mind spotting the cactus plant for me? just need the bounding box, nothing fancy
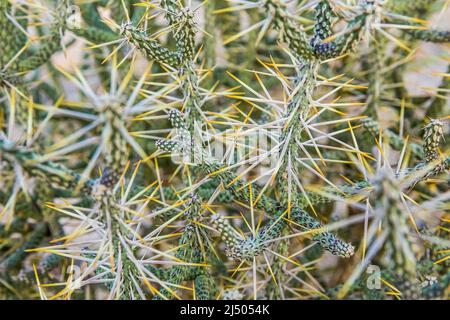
[0,0,449,300]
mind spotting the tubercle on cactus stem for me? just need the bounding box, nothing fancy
[423,120,444,163]
[404,28,450,43]
[0,139,86,276]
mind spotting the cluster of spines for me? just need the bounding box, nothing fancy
[121,1,197,69]
[361,117,423,157]
[121,24,181,68]
[265,0,313,61]
[212,206,354,261]
[0,1,70,126]
[311,1,371,60]
[152,195,214,300]
[311,0,335,45]
[263,0,375,62]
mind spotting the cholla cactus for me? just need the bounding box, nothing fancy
[0,0,449,301]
